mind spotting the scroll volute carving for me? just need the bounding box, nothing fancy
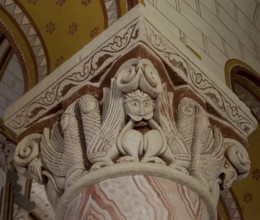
[14,57,250,208]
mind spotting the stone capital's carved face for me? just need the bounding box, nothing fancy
[124,90,155,122]
[178,98,196,117]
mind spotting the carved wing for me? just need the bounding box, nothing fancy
[87,79,124,163]
[41,101,86,177]
[158,85,188,155]
[199,127,224,181]
[40,123,66,177]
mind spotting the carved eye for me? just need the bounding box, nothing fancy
[131,101,139,107]
[144,101,150,107]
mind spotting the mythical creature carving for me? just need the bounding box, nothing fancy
[14,58,251,208]
[116,59,167,164]
[78,80,124,170]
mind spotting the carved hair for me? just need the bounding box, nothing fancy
[124,89,150,100]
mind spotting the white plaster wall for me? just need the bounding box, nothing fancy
[144,0,260,82]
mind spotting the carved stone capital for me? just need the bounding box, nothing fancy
[6,4,256,220]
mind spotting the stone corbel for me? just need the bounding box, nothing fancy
[5,4,257,220]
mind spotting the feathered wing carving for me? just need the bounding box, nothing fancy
[158,85,188,170]
[41,124,65,177]
[79,79,124,170]
[187,104,225,203]
[195,128,224,193]
[189,104,213,180]
[41,100,86,188]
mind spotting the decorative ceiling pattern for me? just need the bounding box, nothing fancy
[16,0,106,72]
[0,0,48,80]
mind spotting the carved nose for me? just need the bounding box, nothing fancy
[139,105,145,115]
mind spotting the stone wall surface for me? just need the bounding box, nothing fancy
[145,0,260,81]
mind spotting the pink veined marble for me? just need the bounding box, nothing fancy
[65,175,209,220]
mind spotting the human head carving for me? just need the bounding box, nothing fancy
[178,97,197,117]
[123,90,155,122]
[178,97,202,117]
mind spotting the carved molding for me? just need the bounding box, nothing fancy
[4,4,256,138]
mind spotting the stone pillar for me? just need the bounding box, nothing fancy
[4,4,257,220]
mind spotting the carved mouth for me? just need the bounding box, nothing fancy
[128,113,153,122]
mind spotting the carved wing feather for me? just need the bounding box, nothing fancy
[40,126,66,176]
[41,101,86,177]
[61,102,86,172]
[199,127,224,181]
[87,79,124,160]
[159,85,188,154]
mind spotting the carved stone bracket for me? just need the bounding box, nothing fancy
[6,4,256,220]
